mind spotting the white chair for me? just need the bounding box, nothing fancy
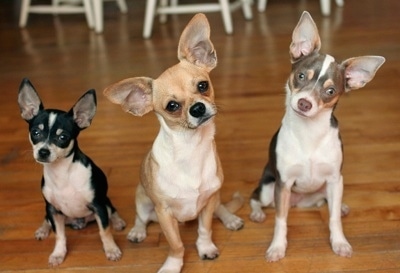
[258,0,344,16]
[92,0,128,33]
[19,0,95,29]
[143,0,253,39]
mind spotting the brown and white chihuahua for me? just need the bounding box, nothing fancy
[103,13,244,273]
[249,11,385,262]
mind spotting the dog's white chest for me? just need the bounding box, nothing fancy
[42,161,94,218]
[153,132,221,222]
[277,120,342,193]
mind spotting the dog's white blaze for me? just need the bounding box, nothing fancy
[317,55,335,81]
[48,112,57,129]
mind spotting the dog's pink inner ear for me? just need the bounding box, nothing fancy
[73,93,96,129]
[290,12,321,62]
[122,84,153,116]
[343,56,386,91]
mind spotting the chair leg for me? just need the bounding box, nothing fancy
[83,0,95,29]
[159,0,168,24]
[219,0,233,34]
[258,0,267,12]
[116,0,128,13]
[19,0,31,28]
[320,0,331,16]
[92,0,103,33]
[143,0,158,38]
[241,0,253,20]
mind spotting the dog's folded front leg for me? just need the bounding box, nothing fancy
[327,175,352,258]
[266,180,291,262]
[197,194,219,260]
[156,208,184,273]
[48,213,67,266]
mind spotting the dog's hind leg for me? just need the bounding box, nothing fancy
[214,192,244,230]
[35,219,52,240]
[250,182,275,223]
[127,183,157,243]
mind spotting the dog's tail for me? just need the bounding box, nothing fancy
[214,192,244,231]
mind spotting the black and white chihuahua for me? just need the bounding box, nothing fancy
[249,12,385,262]
[18,78,126,266]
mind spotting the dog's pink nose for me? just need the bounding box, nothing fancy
[298,98,312,112]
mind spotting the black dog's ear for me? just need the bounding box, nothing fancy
[18,78,44,121]
[70,89,97,129]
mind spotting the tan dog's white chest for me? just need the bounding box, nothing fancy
[42,159,94,218]
[151,122,221,222]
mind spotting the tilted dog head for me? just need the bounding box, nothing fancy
[103,13,217,131]
[287,11,385,118]
[18,78,97,163]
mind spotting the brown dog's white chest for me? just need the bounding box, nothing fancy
[148,124,222,222]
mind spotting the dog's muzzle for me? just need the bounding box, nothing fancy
[36,148,51,162]
[190,102,206,118]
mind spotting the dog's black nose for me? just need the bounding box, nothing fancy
[190,102,206,118]
[298,98,312,112]
[38,148,50,159]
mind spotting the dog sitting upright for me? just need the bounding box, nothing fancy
[103,14,243,273]
[249,11,385,262]
[18,78,126,266]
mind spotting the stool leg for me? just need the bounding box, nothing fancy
[92,0,103,33]
[219,0,233,34]
[258,0,267,12]
[19,0,31,28]
[143,0,158,38]
[159,0,168,24]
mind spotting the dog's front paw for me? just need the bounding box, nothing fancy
[266,244,286,262]
[196,239,219,260]
[105,246,122,261]
[158,256,183,273]
[332,240,352,258]
[127,226,147,243]
[48,252,66,267]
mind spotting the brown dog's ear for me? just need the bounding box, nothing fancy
[177,13,217,72]
[103,77,153,116]
[290,11,321,62]
[342,56,385,92]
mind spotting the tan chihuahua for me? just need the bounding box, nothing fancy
[103,14,243,273]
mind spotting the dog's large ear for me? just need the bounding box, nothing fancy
[103,77,153,117]
[342,56,385,92]
[70,90,97,129]
[177,13,217,72]
[290,11,321,62]
[18,78,44,121]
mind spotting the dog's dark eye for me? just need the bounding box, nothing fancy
[325,88,336,96]
[31,129,42,139]
[166,101,181,112]
[298,73,306,81]
[58,134,69,142]
[197,81,209,93]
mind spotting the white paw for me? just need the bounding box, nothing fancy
[35,226,50,240]
[48,252,66,267]
[266,244,286,262]
[158,256,183,273]
[127,226,147,243]
[332,241,352,257]
[223,215,244,231]
[105,246,122,261]
[249,211,266,223]
[197,242,219,260]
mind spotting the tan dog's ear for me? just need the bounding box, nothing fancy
[342,56,385,92]
[290,11,321,62]
[177,13,217,72]
[103,77,153,116]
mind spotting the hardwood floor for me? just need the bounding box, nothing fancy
[0,0,399,272]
